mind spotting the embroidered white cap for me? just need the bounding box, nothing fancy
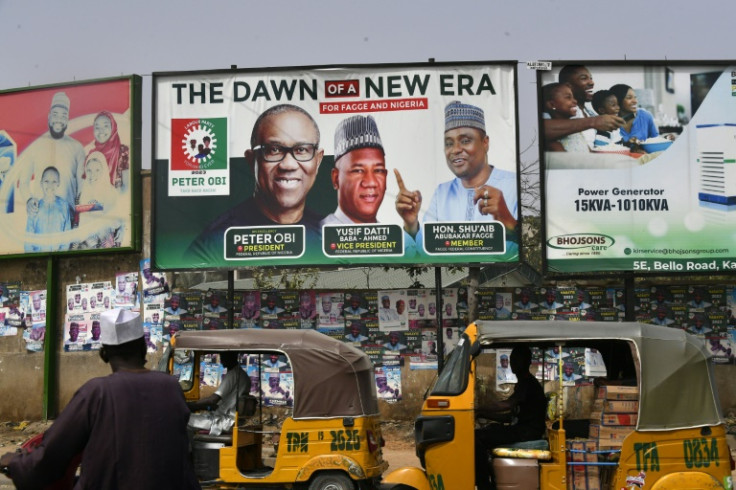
[100,308,144,345]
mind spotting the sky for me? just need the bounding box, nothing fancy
[2,0,735,169]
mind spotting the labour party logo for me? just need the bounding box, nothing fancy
[171,118,227,171]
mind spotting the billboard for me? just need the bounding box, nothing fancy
[0,76,141,256]
[153,62,520,269]
[539,62,736,273]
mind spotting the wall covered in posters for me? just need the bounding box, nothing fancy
[153,62,520,269]
[539,62,736,273]
[0,76,141,256]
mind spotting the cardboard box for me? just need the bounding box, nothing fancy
[596,385,639,400]
[589,411,637,426]
[589,425,634,441]
[592,399,638,413]
[566,439,600,490]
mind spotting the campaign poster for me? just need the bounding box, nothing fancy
[0,281,21,307]
[114,271,139,309]
[540,62,736,273]
[140,258,169,303]
[375,365,402,402]
[377,289,408,331]
[0,77,140,256]
[239,290,261,328]
[316,291,344,333]
[153,63,520,269]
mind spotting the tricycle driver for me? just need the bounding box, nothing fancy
[474,346,547,490]
[187,351,251,435]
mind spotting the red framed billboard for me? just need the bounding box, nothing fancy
[538,61,736,274]
[0,76,141,257]
[152,62,521,270]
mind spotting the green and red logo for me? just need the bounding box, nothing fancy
[171,118,227,171]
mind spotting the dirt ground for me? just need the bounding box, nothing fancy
[0,419,420,487]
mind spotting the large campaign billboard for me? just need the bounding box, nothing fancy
[152,62,520,269]
[539,62,736,274]
[0,76,141,256]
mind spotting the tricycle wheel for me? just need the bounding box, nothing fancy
[308,472,355,490]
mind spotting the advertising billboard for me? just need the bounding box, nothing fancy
[153,62,520,269]
[539,62,736,273]
[0,76,141,256]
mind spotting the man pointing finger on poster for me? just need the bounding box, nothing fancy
[394,101,518,250]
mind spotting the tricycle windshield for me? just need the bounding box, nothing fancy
[431,336,471,396]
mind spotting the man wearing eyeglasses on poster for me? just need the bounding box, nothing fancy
[186,104,325,261]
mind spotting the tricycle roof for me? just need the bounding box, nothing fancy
[474,321,724,431]
[171,329,379,419]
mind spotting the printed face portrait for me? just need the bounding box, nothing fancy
[142,268,153,280]
[85,156,105,183]
[81,298,88,310]
[266,295,277,309]
[332,147,387,223]
[40,168,60,197]
[496,296,505,309]
[69,322,79,342]
[169,296,180,310]
[249,110,323,220]
[117,277,126,292]
[418,304,425,316]
[599,94,619,115]
[93,114,113,144]
[152,312,160,323]
[68,298,74,310]
[350,324,362,337]
[103,297,110,308]
[75,293,81,303]
[428,302,436,315]
[91,321,101,340]
[445,303,453,315]
[546,85,577,118]
[620,88,638,113]
[30,327,45,341]
[389,332,400,345]
[210,295,220,308]
[168,322,180,336]
[321,297,332,313]
[32,294,42,310]
[396,300,405,314]
[564,66,594,102]
[90,297,97,309]
[350,295,361,309]
[500,355,509,367]
[444,127,489,183]
[269,375,280,388]
[382,296,390,308]
[564,363,574,376]
[48,106,69,136]
[409,299,416,309]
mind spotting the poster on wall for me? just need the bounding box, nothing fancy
[153,62,520,269]
[539,62,736,273]
[0,76,140,256]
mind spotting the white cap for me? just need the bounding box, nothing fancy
[100,309,143,345]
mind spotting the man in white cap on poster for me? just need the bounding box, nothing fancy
[394,100,518,252]
[0,309,200,489]
[321,114,387,225]
[16,91,86,225]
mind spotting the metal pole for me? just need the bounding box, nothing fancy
[434,267,444,372]
[43,256,59,420]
